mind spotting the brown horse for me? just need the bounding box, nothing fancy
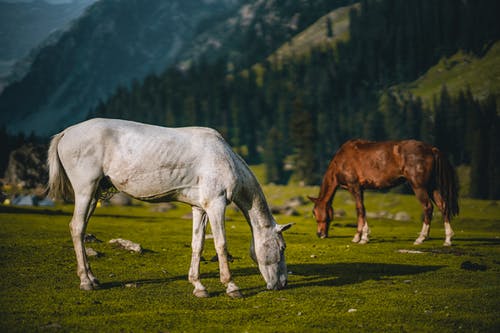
[308,139,459,246]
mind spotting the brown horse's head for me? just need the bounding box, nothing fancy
[308,196,333,238]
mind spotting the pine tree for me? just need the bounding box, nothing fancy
[289,98,317,185]
[434,85,452,156]
[484,95,500,199]
[264,127,285,184]
[326,16,334,38]
[379,91,402,139]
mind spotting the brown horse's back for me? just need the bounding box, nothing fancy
[394,140,436,189]
[331,139,440,190]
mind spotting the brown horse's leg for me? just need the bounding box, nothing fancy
[432,190,454,246]
[413,188,433,245]
[351,186,370,244]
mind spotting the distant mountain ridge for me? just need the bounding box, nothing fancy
[0,0,245,135]
[0,0,95,88]
[0,0,351,136]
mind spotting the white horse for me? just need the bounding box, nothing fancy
[47,118,292,298]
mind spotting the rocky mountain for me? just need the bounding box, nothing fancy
[0,0,245,135]
[0,0,96,88]
[0,0,351,136]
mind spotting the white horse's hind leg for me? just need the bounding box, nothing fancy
[189,207,209,298]
[205,197,242,298]
[70,184,99,290]
[84,196,100,285]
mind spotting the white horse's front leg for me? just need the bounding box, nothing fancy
[205,198,242,298]
[189,207,209,298]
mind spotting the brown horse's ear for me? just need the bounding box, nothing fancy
[307,196,318,204]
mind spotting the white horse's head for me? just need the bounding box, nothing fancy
[250,223,293,290]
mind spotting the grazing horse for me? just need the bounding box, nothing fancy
[47,118,292,297]
[308,139,459,246]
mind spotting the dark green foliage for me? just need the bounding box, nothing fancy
[289,100,318,185]
[469,95,499,199]
[263,127,286,184]
[326,16,334,38]
[86,0,499,197]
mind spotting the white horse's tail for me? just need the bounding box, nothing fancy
[47,132,74,201]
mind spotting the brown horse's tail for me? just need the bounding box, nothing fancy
[47,132,74,201]
[432,148,459,218]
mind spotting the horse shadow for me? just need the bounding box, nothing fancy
[98,276,186,290]
[284,262,444,290]
[97,262,444,297]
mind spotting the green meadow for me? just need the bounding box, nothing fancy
[0,183,499,332]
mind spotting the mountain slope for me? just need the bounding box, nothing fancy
[394,41,500,107]
[0,0,95,86]
[268,3,358,64]
[0,0,352,136]
[176,0,352,69]
[0,0,244,135]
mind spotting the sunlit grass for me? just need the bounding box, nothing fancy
[0,185,499,332]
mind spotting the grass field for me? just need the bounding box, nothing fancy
[0,184,499,332]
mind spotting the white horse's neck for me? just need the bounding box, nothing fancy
[233,174,275,231]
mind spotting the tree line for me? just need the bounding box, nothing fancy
[92,0,499,199]
[3,0,497,198]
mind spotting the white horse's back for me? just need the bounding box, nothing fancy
[52,118,241,205]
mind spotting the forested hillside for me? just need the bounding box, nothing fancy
[0,0,353,136]
[92,0,500,199]
[0,0,95,86]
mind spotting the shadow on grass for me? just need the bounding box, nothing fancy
[0,205,70,215]
[95,262,444,297]
[451,237,500,246]
[285,262,444,290]
[0,205,171,221]
[98,276,186,290]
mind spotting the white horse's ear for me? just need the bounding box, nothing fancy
[275,223,293,233]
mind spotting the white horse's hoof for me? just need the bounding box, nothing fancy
[91,278,100,288]
[80,283,95,291]
[193,289,209,298]
[443,241,452,247]
[227,289,243,298]
[358,239,369,245]
[352,235,361,243]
